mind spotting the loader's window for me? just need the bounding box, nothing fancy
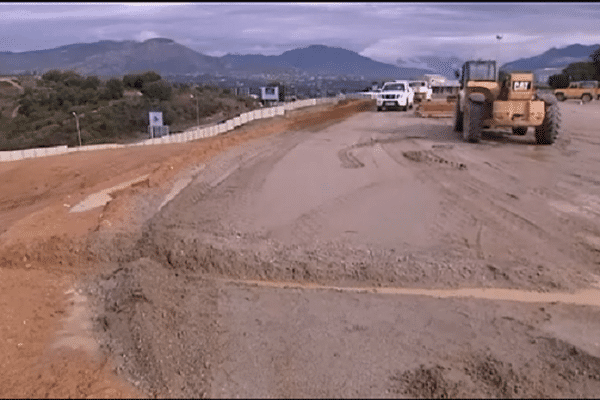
[513,81,531,90]
[468,62,496,81]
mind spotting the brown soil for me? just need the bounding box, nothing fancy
[4,98,600,398]
[0,99,371,398]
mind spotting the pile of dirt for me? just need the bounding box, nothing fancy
[85,258,218,398]
[390,365,458,398]
[389,341,600,399]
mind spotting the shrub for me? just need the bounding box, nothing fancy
[141,80,172,101]
[105,78,124,99]
[548,74,570,89]
[123,71,162,89]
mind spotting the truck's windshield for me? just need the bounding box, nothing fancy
[468,62,496,81]
[383,83,405,91]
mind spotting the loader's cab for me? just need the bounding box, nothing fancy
[460,60,498,86]
[457,61,501,121]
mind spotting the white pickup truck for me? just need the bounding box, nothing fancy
[376,80,415,111]
[409,80,432,102]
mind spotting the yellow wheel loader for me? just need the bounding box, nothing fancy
[454,60,560,144]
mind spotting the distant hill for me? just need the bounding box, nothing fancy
[223,44,433,79]
[0,39,433,80]
[501,43,600,72]
[0,38,226,77]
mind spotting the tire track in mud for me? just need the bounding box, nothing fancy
[402,149,467,170]
[337,148,364,168]
[337,134,469,171]
[337,136,423,169]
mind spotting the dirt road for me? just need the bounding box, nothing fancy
[3,99,600,397]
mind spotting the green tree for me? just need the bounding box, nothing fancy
[122,74,137,89]
[123,71,162,89]
[591,47,600,80]
[141,80,172,101]
[82,76,100,90]
[562,62,595,81]
[104,78,124,100]
[41,69,64,83]
[141,71,161,84]
[548,73,570,89]
[63,71,85,87]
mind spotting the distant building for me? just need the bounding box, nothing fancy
[431,80,460,97]
[234,87,250,97]
[419,74,448,87]
[260,86,279,102]
[416,75,460,97]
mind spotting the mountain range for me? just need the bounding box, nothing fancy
[223,45,433,79]
[0,39,433,80]
[0,38,225,77]
[1,38,598,81]
[501,43,599,72]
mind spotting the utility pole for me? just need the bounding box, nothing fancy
[72,111,82,147]
[190,94,199,127]
[496,35,503,77]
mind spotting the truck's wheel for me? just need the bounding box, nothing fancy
[512,127,527,136]
[453,99,463,132]
[582,94,592,103]
[463,100,483,143]
[535,98,560,145]
[555,93,565,102]
[401,105,408,112]
[377,106,382,111]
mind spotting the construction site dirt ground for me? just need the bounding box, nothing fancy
[2,99,600,398]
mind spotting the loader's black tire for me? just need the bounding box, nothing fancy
[454,99,463,132]
[535,97,560,145]
[463,100,483,143]
[555,92,565,102]
[512,127,528,136]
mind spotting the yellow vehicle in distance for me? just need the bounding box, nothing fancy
[554,80,600,102]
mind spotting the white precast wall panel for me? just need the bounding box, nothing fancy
[0,97,340,162]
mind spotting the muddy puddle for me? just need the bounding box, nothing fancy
[52,287,99,357]
[229,279,600,307]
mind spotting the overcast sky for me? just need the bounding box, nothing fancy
[2,2,600,66]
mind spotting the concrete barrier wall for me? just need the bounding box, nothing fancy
[0,97,343,163]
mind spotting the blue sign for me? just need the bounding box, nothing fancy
[149,112,163,126]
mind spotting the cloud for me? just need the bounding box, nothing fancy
[2,3,600,65]
[135,30,161,42]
